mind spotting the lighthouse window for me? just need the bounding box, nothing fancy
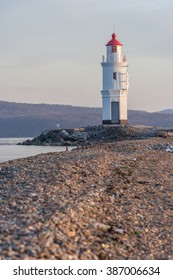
[112,45,117,53]
[113,72,117,80]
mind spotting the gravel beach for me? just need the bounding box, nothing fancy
[0,137,173,259]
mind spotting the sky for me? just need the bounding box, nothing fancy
[0,0,173,112]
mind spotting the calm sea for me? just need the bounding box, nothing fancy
[0,138,71,163]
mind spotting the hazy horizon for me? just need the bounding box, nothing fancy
[0,0,173,112]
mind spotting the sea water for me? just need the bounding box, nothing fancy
[0,138,71,163]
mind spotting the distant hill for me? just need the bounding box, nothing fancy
[0,101,101,137]
[157,109,173,114]
[128,110,173,128]
[0,101,173,137]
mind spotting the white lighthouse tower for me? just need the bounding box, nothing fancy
[101,33,129,124]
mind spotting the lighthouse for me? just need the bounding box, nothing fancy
[101,33,129,124]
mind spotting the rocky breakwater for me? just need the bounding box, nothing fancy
[20,125,162,146]
[0,137,173,260]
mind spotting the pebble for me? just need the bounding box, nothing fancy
[94,223,111,231]
[114,228,124,234]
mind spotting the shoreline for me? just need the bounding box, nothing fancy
[0,145,73,164]
[0,137,173,259]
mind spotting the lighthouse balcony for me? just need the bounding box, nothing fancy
[102,54,121,63]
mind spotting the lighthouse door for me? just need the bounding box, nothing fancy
[111,102,119,123]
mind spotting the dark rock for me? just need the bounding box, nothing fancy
[19,125,173,147]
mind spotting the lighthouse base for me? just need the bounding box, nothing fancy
[102,120,112,125]
[120,120,128,125]
[102,120,128,125]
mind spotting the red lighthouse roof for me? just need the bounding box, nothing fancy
[106,33,122,46]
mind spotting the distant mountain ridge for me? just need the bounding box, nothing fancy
[158,109,173,114]
[0,100,173,137]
